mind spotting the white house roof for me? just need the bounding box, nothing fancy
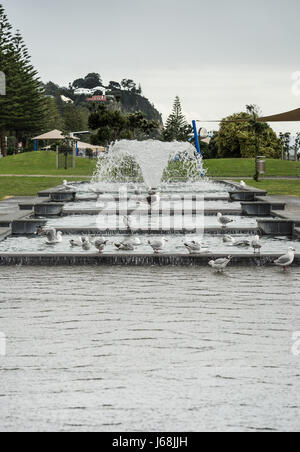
[32,130,79,141]
[77,141,105,152]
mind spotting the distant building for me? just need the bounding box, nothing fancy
[74,88,93,96]
[86,95,107,103]
[61,95,73,104]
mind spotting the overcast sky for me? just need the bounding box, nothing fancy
[3,0,300,133]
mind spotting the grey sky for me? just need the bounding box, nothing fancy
[2,0,300,132]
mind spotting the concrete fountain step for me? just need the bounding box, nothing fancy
[30,227,259,236]
[60,208,242,217]
[0,252,299,267]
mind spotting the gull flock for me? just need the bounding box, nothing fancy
[36,221,297,272]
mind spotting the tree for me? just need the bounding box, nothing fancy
[0,5,45,155]
[64,104,84,132]
[293,132,300,161]
[121,78,136,92]
[108,81,121,91]
[163,96,192,142]
[89,104,159,146]
[43,97,65,131]
[127,111,159,140]
[84,73,102,89]
[72,78,86,89]
[218,108,281,160]
[279,132,291,160]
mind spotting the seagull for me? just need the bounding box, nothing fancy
[62,180,76,191]
[115,242,135,251]
[252,235,262,254]
[69,238,83,247]
[209,256,232,272]
[184,240,203,254]
[274,247,296,272]
[94,238,108,254]
[148,238,167,253]
[223,234,234,243]
[223,235,250,247]
[114,237,141,250]
[240,180,247,188]
[217,212,234,228]
[37,227,63,244]
[45,228,63,245]
[128,237,142,246]
[81,237,92,251]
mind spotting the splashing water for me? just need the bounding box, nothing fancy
[92,140,204,188]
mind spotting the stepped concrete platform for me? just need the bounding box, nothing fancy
[25,226,259,236]
[0,252,299,267]
[0,196,37,230]
[61,208,242,217]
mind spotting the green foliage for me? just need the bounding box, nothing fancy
[279,132,291,160]
[43,97,65,131]
[0,5,46,155]
[218,110,282,159]
[64,103,84,132]
[163,96,192,142]
[89,104,159,146]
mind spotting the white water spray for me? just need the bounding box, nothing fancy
[92,139,204,188]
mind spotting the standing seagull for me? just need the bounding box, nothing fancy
[217,212,234,229]
[94,238,108,254]
[62,180,76,191]
[209,256,232,272]
[240,180,247,188]
[274,247,296,272]
[252,235,262,254]
[148,238,167,254]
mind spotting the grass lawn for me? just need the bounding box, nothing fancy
[204,158,300,177]
[240,179,300,197]
[0,177,79,200]
[0,151,97,176]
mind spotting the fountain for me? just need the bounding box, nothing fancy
[0,139,299,267]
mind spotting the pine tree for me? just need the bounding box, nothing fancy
[0,4,46,155]
[163,96,192,142]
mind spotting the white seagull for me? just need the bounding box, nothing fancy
[62,180,76,191]
[252,235,262,254]
[223,235,250,247]
[217,212,234,228]
[274,247,296,272]
[115,242,135,251]
[148,238,167,254]
[38,227,63,245]
[209,256,232,272]
[69,238,83,247]
[184,240,203,254]
[94,238,108,254]
[240,180,247,188]
[81,237,92,251]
